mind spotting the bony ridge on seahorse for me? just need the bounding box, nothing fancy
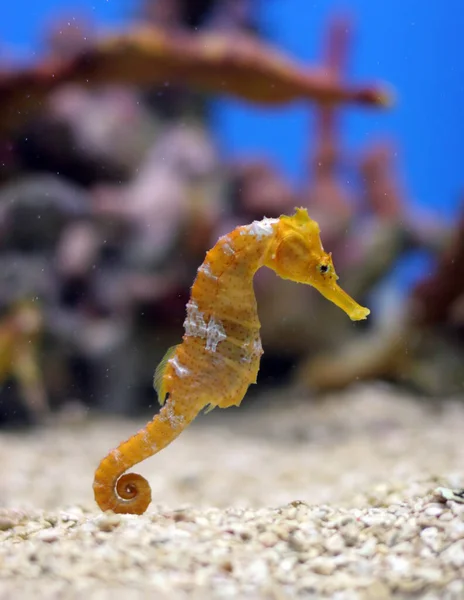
[93,207,370,514]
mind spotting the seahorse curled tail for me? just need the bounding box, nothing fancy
[93,397,198,514]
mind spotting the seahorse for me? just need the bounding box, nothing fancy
[93,207,370,514]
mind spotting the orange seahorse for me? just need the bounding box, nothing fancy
[93,208,370,514]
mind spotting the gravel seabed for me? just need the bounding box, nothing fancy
[1,384,464,599]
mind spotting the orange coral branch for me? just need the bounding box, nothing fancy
[410,211,464,326]
[312,16,352,176]
[304,16,356,228]
[0,27,391,136]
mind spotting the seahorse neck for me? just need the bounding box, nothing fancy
[188,217,280,328]
[232,218,280,279]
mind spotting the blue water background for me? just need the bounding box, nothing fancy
[2,0,463,291]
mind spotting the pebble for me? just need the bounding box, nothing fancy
[0,517,16,531]
[420,527,442,552]
[450,502,464,518]
[35,528,61,543]
[424,505,444,517]
[341,524,359,546]
[258,531,278,547]
[325,533,345,554]
[362,580,392,600]
[358,538,377,558]
[95,514,121,532]
[434,487,464,504]
[311,557,336,576]
[441,540,464,568]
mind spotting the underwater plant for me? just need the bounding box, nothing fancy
[0,300,47,422]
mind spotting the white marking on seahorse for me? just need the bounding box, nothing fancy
[141,428,157,451]
[198,261,218,280]
[219,235,235,256]
[205,317,227,352]
[168,355,190,378]
[111,449,122,463]
[183,300,227,353]
[240,337,264,363]
[253,338,263,356]
[136,428,152,452]
[141,429,152,450]
[184,300,207,338]
[240,218,279,240]
[159,403,185,430]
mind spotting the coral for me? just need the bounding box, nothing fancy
[409,209,464,327]
[0,26,390,136]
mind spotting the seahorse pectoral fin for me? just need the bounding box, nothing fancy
[204,403,217,414]
[314,281,370,321]
[153,345,178,405]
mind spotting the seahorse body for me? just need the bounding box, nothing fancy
[93,208,369,514]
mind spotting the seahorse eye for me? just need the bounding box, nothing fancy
[318,264,330,274]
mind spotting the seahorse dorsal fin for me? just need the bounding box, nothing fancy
[280,207,320,237]
[293,207,310,222]
[153,345,178,405]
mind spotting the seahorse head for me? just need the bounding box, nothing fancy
[266,207,370,321]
